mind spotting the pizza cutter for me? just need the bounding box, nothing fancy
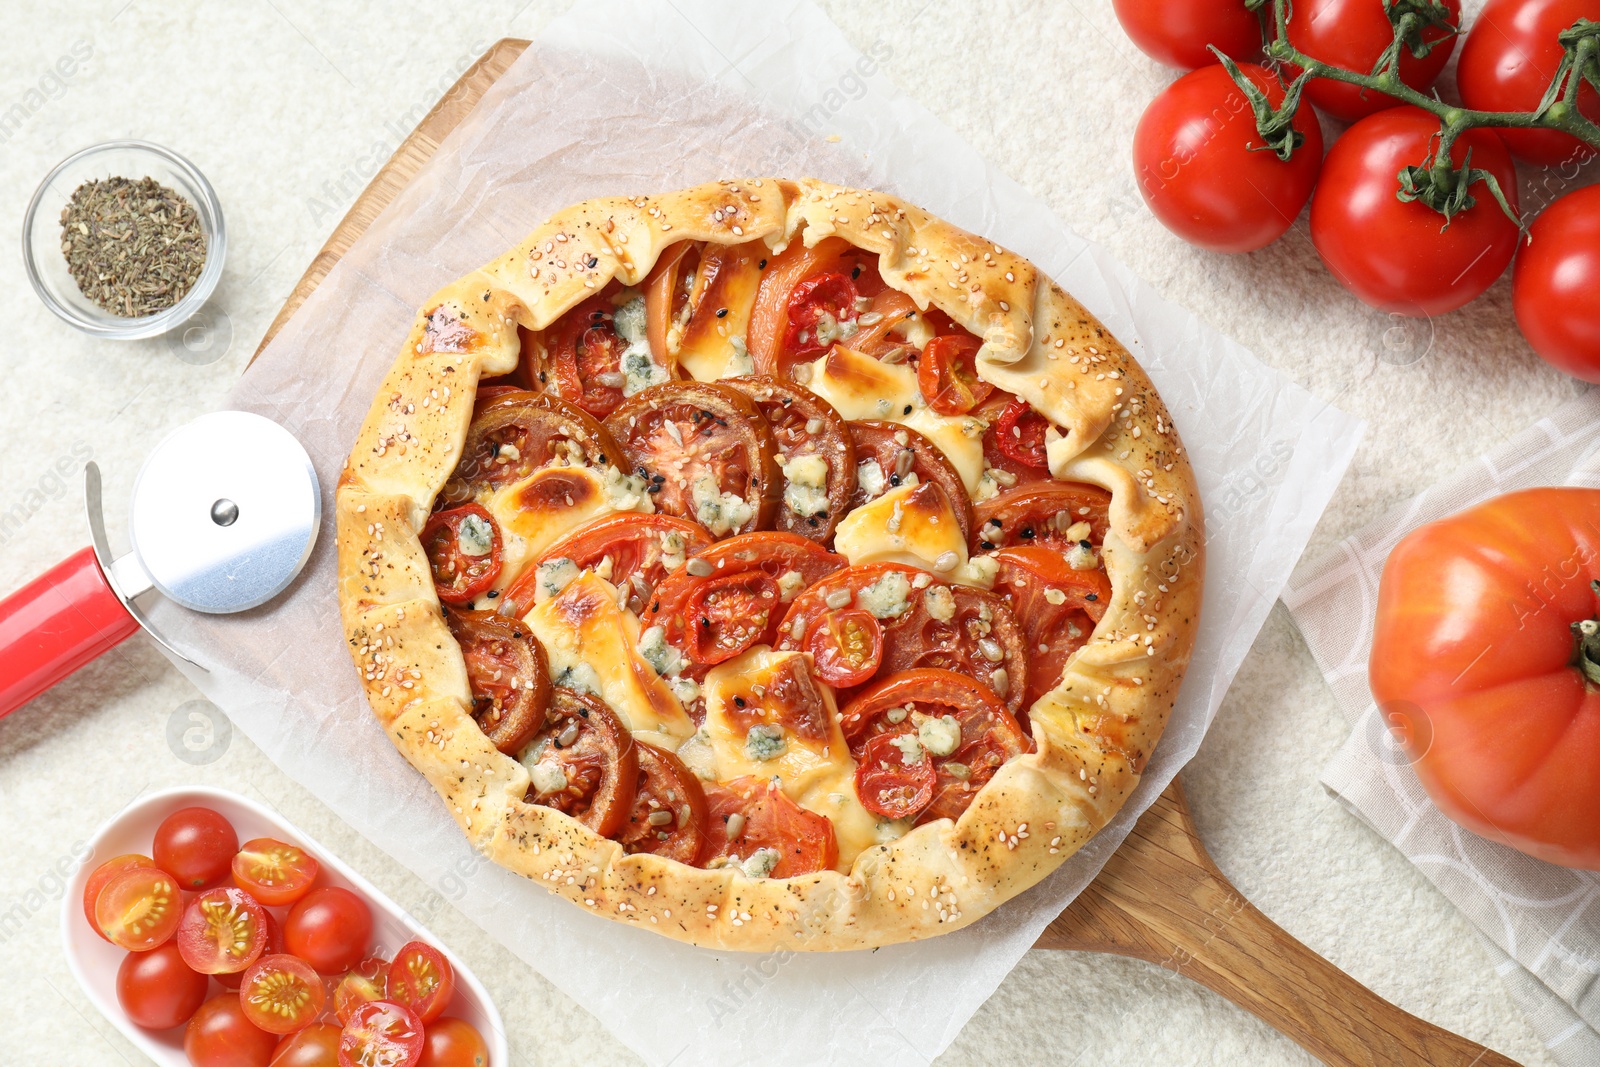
[0,411,319,718]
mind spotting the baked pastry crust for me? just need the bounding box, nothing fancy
[337,178,1203,950]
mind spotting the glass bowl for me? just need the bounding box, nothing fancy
[22,140,226,340]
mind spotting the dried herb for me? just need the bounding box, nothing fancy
[60,176,206,317]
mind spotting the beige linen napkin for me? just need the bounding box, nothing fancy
[1283,390,1600,1067]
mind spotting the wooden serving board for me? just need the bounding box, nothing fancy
[257,38,1520,1067]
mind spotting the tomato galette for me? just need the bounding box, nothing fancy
[337,178,1202,950]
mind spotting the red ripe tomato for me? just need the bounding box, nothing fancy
[240,954,328,1034]
[178,887,271,975]
[339,1000,424,1067]
[185,992,280,1067]
[386,942,455,1026]
[916,333,991,416]
[218,909,283,991]
[804,607,883,687]
[1134,63,1324,253]
[1111,0,1262,69]
[116,942,209,1030]
[96,866,183,951]
[1310,107,1519,316]
[679,570,782,665]
[1286,0,1462,121]
[855,730,937,820]
[1514,184,1600,379]
[154,806,239,890]
[233,838,321,907]
[285,887,374,975]
[697,776,838,877]
[417,1018,490,1067]
[1457,0,1600,165]
[83,854,155,941]
[420,504,504,605]
[1370,487,1600,868]
[271,1023,343,1067]
[333,958,389,1025]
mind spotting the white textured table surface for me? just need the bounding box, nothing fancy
[0,2,1579,1064]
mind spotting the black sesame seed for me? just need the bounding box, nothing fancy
[486,590,499,599]
[716,308,728,318]
[734,696,747,708]
[903,405,912,415]
[1085,593,1098,602]
[1021,527,1035,539]
[851,265,862,280]
[759,259,768,269]
[889,474,901,487]
[979,540,996,550]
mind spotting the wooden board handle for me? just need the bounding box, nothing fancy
[1036,782,1522,1067]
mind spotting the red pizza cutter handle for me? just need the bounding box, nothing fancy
[0,546,140,719]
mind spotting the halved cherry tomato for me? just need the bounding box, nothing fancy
[618,742,710,864]
[117,941,209,1030]
[232,838,320,908]
[447,609,552,754]
[83,853,154,941]
[748,237,881,376]
[784,273,859,363]
[386,943,455,1026]
[847,421,974,544]
[993,546,1112,710]
[417,1018,490,1067]
[333,957,389,1025]
[96,866,183,951]
[521,688,640,838]
[698,776,838,877]
[604,381,781,537]
[186,992,279,1067]
[508,513,715,615]
[855,729,937,820]
[918,333,991,416]
[680,570,782,665]
[840,669,1032,824]
[154,806,239,890]
[420,504,503,605]
[990,397,1051,470]
[544,292,628,418]
[441,389,622,501]
[974,482,1112,552]
[847,288,921,358]
[722,374,856,542]
[218,909,283,991]
[240,954,328,1034]
[339,1000,424,1067]
[272,1023,343,1067]
[177,887,270,975]
[285,887,373,976]
[805,608,883,687]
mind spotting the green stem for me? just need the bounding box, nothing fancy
[1573,613,1600,687]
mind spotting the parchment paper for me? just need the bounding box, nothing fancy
[143,1,1364,1063]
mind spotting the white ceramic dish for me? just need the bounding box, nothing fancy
[62,786,509,1065]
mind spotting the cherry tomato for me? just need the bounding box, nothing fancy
[83,853,154,941]
[217,909,283,991]
[1112,0,1263,69]
[446,610,552,755]
[153,806,239,890]
[617,742,711,864]
[178,887,270,975]
[116,941,209,1030]
[232,838,321,908]
[417,1018,490,1067]
[239,953,327,1035]
[805,607,884,688]
[1287,0,1462,121]
[521,688,640,838]
[748,237,882,377]
[1457,0,1600,165]
[1134,62,1324,253]
[847,421,974,544]
[1370,487,1600,868]
[96,866,183,951]
[698,776,838,877]
[420,504,503,605]
[543,292,628,419]
[508,513,715,615]
[333,958,389,1025]
[855,730,937,820]
[916,333,992,416]
[186,992,280,1067]
[990,397,1052,470]
[386,942,455,1026]
[272,1023,344,1067]
[285,887,374,975]
[723,374,857,542]
[1310,107,1519,316]
[783,273,859,363]
[1514,184,1600,380]
[680,570,782,665]
[339,1000,424,1067]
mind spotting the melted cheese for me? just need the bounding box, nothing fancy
[803,344,985,492]
[523,571,693,747]
[677,243,765,382]
[834,482,967,575]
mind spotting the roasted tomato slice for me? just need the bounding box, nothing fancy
[805,607,883,688]
[855,729,937,820]
[840,668,1031,824]
[603,381,780,537]
[387,942,454,1026]
[446,609,551,754]
[340,1000,424,1067]
[917,333,991,416]
[520,688,640,838]
[420,504,502,604]
[240,953,326,1035]
[993,546,1111,710]
[847,420,973,544]
[990,396,1052,470]
[507,512,715,616]
[83,854,155,942]
[644,241,700,362]
[231,837,320,907]
[698,776,838,877]
[543,293,628,418]
[617,742,710,864]
[722,375,856,542]
[333,957,389,1025]
[974,481,1112,553]
[176,887,269,975]
[748,237,883,377]
[442,389,622,501]
[679,570,783,665]
[96,866,182,951]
